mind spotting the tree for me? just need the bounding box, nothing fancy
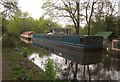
[0,0,21,18]
[42,0,80,35]
[105,15,117,31]
[42,0,117,35]
[0,0,22,35]
[90,15,119,36]
[80,0,117,35]
[80,25,88,35]
[6,17,35,37]
[90,19,107,35]
[4,15,61,37]
[64,24,76,34]
[34,17,61,33]
[81,0,96,35]
[118,16,120,36]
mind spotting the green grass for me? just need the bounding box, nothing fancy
[2,46,45,80]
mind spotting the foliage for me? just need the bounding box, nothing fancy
[2,34,17,47]
[105,16,118,33]
[21,47,29,57]
[44,58,56,80]
[80,26,88,35]
[2,18,8,34]
[90,15,120,36]
[3,16,61,38]
[118,16,120,36]
[34,17,61,34]
[64,24,75,34]
[90,19,107,35]
[0,0,21,19]
[5,17,35,37]
[13,64,33,80]
[81,15,120,36]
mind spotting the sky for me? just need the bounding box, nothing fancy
[18,0,120,26]
[18,0,44,19]
[18,0,120,19]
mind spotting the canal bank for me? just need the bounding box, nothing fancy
[2,36,48,80]
[2,45,46,80]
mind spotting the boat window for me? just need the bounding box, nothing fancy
[113,42,120,49]
[57,35,63,40]
[58,36,63,40]
[28,38,31,41]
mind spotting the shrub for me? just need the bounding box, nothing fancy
[2,34,16,47]
[44,58,56,80]
[21,47,29,57]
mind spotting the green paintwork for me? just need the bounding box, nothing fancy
[96,31,112,39]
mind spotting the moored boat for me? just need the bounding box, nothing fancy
[20,31,35,44]
[32,34,103,55]
[108,38,120,55]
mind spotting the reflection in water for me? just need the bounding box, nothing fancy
[28,53,73,79]
[20,37,32,44]
[101,53,120,80]
[28,53,120,80]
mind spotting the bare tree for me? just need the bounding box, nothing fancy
[42,0,117,35]
[42,0,80,35]
[94,0,117,21]
[81,0,97,35]
[0,0,20,18]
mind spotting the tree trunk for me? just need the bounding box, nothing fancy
[87,23,90,35]
[76,2,80,35]
[76,28,79,35]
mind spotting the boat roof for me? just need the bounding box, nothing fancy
[21,31,35,35]
[96,31,112,38]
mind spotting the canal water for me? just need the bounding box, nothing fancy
[28,52,120,80]
[20,37,120,81]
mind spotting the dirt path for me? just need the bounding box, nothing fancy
[0,37,2,81]
[2,55,12,80]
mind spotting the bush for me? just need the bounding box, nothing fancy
[44,58,56,80]
[13,65,33,80]
[2,34,16,47]
[21,47,29,57]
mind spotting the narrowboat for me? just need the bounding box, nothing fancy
[108,38,120,55]
[20,31,35,40]
[31,34,103,64]
[32,34,103,55]
[20,31,35,44]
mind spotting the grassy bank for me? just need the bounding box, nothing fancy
[2,38,50,80]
